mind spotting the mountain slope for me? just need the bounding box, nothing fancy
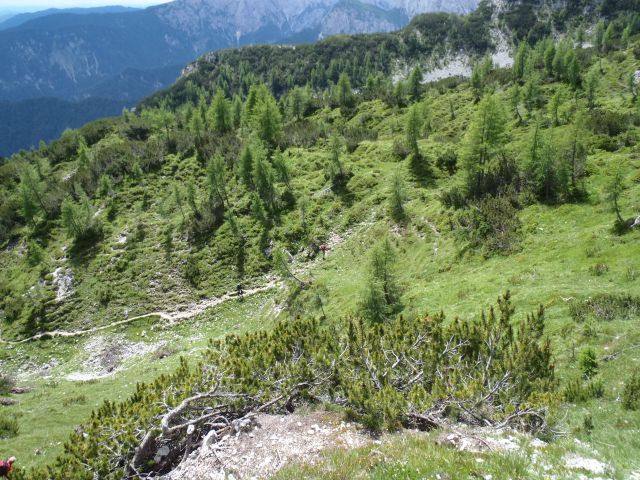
[0,0,478,102]
[1,3,640,479]
[0,0,477,157]
[0,6,140,31]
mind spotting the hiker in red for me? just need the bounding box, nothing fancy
[0,457,15,478]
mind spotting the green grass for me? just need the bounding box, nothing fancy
[274,430,616,479]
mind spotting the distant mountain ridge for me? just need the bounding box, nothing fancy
[0,0,477,156]
[0,6,140,31]
[0,0,478,103]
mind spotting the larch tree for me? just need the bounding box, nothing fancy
[336,72,355,110]
[405,105,422,158]
[209,88,231,133]
[207,154,229,207]
[461,95,508,199]
[256,93,282,147]
[408,66,423,102]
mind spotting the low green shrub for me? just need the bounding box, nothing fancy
[589,263,609,276]
[0,374,15,395]
[0,413,19,439]
[623,370,640,411]
[563,377,605,403]
[570,294,640,322]
[20,294,555,479]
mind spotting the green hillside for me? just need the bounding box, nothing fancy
[1,4,640,479]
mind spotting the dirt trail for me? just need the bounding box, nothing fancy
[0,281,277,346]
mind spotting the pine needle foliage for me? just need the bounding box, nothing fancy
[14,293,555,479]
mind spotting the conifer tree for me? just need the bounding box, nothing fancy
[576,24,586,48]
[544,42,556,77]
[462,95,508,199]
[405,105,422,158]
[288,86,309,121]
[207,155,228,207]
[510,85,523,124]
[513,42,529,81]
[408,66,423,102]
[607,166,626,226]
[360,237,401,322]
[388,169,406,223]
[253,155,277,210]
[524,120,558,202]
[250,192,269,230]
[585,70,599,109]
[256,93,282,147]
[603,23,615,52]
[209,88,231,133]
[239,144,254,190]
[565,50,581,88]
[326,135,349,189]
[336,72,355,110]
[548,90,562,126]
[231,95,243,129]
[244,85,260,122]
[621,25,631,48]
[19,164,52,223]
[272,149,291,189]
[471,64,484,103]
[595,20,606,52]
[61,191,101,242]
[523,72,542,112]
[563,110,588,195]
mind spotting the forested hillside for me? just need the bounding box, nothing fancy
[1,1,640,479]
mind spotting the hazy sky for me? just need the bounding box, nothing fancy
[0,1,170,12]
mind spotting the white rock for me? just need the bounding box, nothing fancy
[564,454,608,474]
[157,445,170,457]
